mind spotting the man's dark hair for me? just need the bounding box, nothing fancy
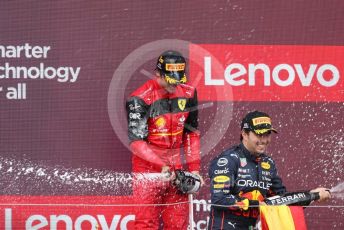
[240,130,250,142]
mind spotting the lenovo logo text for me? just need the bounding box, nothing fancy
[204,57,340,87]
[3,208,134,230]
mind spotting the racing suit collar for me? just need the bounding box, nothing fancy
[154,77,181,96]
[239,143,263,162]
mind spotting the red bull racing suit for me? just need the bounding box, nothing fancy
[126,79,200,229]
[208,143,286,229]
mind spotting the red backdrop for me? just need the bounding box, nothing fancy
[0,1,343,229]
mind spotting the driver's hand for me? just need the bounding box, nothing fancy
[191,171,204,187]
[310,187,332,202]
[161,166,175,181]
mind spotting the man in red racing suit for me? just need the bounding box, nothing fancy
[126,50,202,229]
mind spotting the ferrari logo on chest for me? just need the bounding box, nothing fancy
[178,99,186,111]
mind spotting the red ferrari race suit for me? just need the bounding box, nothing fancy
[126,79,200,229]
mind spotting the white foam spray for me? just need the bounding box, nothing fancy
[0,156,131,195]
[0,156,167,196]
[330,181,344,200]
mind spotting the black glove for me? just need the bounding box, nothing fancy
[173,170,201,194]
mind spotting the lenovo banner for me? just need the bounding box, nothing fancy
[0,196,135,230]
[189,44,344,102]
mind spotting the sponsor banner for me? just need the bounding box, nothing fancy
[0,196,135,230]
[189,44,344,102]
[0,196,210,230]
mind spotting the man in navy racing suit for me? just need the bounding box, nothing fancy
[208,111,331,230]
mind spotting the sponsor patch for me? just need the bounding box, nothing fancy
[262,176,271,182]
[238,168,250,173]
[214,168,229,174]
[261,162,271,170]
[155,117,166,128]
[238,173,251,179]
[166,63,185,71]
[243,123,249,129]
[252,117,271,126]
[240,158,247,167]
[213,175,230,183]
[129,113,141,119]
[254,129,271,134]
[213,184,225,189]
[128,103,141,111]
[237,179,272,190]
[178,99,186,111]
[262,171,270,176]
[217,157,228,167]
[230,153,239,159]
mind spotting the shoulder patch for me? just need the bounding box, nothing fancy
[217,157,228,167]
[130,80,155,105]
[230,153,239,159]
[178,84,195,98]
